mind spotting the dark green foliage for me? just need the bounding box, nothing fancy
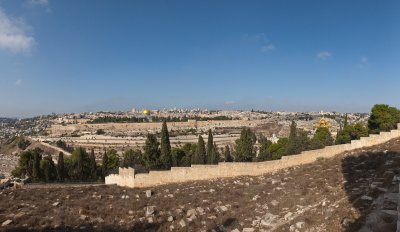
[195,135,207,164]
[32,150,42,182]
[96,129,105,135]
[234,128,256,162]
[368,104,400,134]
[336,122,369,144]
[268,138,288,160]
[209,142,219,164]
[143,134,161,170]
[17,138,31,150]
[55,140,74,152]
[206,129,214,164]
[285,121,310,155]
[160,121,172,169]
[122,149,143,168]
[101,151,109,179]
[223,145,233,162]
[171,148,186,167]
[74,147,87,181]
[57,152,65,182]
[310,127,333,150]
[89,149,97,181]
[182,143,197,166]
[257,135,272,161]
[40,155,57,182]
[12,151,33,178]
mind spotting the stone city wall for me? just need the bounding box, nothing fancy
[105,124,400,188]
[50,120,260,135]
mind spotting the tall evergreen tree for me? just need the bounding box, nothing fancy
[257,135,272,161]
[32,151,41,182]
[160,121,172,169]
[195,135,206,164]
[224,145,233,162]
[285,121,303,155]
[206,129,214,164]
[143,133,161,170]
[57,152,65,182]
[234,128,255,162]
[41,154,56,182]
[210,142,219,164]
[75,147,86,181]
[89,149,97,181]
[101,150,109,180]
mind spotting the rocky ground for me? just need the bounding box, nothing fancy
[1,139,400,232]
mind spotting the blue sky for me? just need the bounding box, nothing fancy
[0,0,399,117]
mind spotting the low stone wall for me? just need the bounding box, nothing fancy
[106,124,400,188]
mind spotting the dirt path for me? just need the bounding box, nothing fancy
[1,139,400,232]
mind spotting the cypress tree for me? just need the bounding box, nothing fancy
[206,129,214,164]
[285,121,302,155]
[89,149,97,181]
[210,142,219,164]
[234,128,255,162]
[224,145,233,162]
[75,147,85,181]
[143,134,161,170]
[160,121,172,169]
[102,150,108,180]
[32,151,41,182]
[57,152,65,182]
[196,135,206,164]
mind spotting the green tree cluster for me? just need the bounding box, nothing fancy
[368,104,400,134]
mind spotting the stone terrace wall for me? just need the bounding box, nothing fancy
[105,124,400,188]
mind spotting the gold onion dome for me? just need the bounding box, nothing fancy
[142,109,151,115]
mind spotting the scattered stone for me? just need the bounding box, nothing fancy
[147,217,153,223]
[252,195,261,201]
[176,209,183,214]
[289,225,296,232]
[79,215,87,220]
[231,229,240,232]
[361,195,373,201]
[296,221,305,229]
[52,202,60,206]
[146,206,155,216]
[270,200,279,206]
[146,190,152,198]
[168,216,174,222]
[284,212,293,220]
[129,210,134,215]
[243,228,255,232]
[14,212,25,219]
[93,217,104,223]
[194,207,204,215]
[220,205,228,212]
[2,220,12,227]
[179,219,186,227]
[187,209,197,217]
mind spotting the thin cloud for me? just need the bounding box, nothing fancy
[15,79,23,86]
[361,56,368,64]
[316,51,332,60]
[0,7,35,54]
[260,44,275,52]
[30,0,49,7]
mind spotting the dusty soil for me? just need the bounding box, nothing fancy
[1,139,400,232]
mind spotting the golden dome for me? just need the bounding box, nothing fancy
[316,116,331,128]
[142,109,151,115]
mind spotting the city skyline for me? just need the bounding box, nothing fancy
[0,0,399,117]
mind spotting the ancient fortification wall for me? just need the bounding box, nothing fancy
[105,123,400,188]
[50,120,260,135]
